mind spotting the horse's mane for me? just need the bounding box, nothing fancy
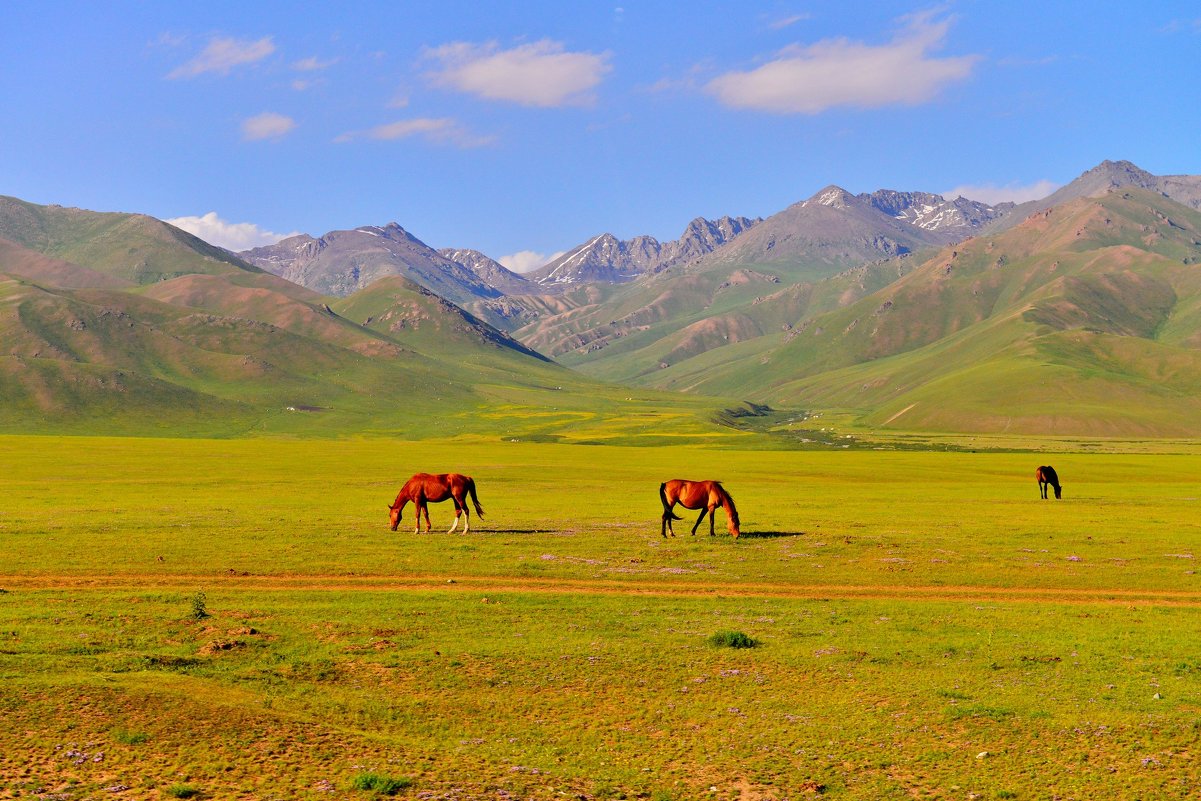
[716,482,740,527]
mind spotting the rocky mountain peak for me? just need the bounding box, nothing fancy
[438,248,533,295]
[806,185,858,209]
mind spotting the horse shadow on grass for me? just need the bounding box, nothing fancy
[737,529,807,539]
[485,529,556,535]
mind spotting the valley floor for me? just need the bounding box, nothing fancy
[2,436,1200,799]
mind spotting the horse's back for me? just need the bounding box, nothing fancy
[664,478,723,507]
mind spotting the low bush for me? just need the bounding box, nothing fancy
[706,631,757,649]
[350,772,412,795]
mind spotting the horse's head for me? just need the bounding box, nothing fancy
[1055,485,1063,499]
[388,502,402,531]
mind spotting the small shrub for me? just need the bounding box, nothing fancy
[166,784,201,799]
[350,772,412,795]
[111,728,148,745]
[707,630,758,649]
[190,591,209,620]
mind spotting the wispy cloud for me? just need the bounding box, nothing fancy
[706,12,978,114]
[498,250,564,273]
[1160,18,1201,34]
[168,36,275,79]
[424,39,611,107]
[768,13,811,30]
[388,87,411,109]
[166,212,300,251]
[335,117,495,148]
[241,112,296,141]
[292,55,338,72]
[942,179,1059,205]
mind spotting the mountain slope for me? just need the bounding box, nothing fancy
[0,234,134,290]
[699,186,947,278]
[439,248,534,295]
[331,275,550,362]
[988,160,1201,233]
[644,188,1201,436]
[0,196,726,441]
[0,195,258,284]
[240,223,501,304]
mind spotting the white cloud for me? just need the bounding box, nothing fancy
[292,55,338,71]
[335,117,495,148]
[166,212,301,251]
[942,180,1060,205]
[706,13,978,114]
[498,250,564,273]
[424,39,611,107]
[168,36,275,79]
[242,112,296,141]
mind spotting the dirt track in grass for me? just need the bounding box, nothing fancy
[5,572,1201,606]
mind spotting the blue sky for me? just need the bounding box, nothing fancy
[3,2,1199,271]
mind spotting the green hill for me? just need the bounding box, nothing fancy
[0,195,258,284]
[635,189,1201,436]
[0,197,729,441]
[332,275,550,363]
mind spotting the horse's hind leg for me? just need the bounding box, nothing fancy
[451,493,470,533]
[691,508,708,535]
[661,504,675,537]
[447,491,468,533]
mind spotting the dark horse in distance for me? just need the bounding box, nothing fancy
[660,479,741,538]
[1036,465,1062,499]
[389,473,485,533]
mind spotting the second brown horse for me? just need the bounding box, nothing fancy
[660,479,741,538]
[389,473,485,533]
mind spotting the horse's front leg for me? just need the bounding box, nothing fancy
[420,501,432,533]
[691,507,708,535]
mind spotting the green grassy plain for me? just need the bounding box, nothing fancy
[3,435,1201,799]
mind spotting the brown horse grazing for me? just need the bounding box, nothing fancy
[388,473,485,533]
[1036,465,1062,499]
[660,479,741,538]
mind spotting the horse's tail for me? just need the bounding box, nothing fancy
[717,483,740,530]
[467,477,485,518]
[660,482,683,519]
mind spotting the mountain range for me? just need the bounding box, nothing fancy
[4,159,1201,438]
[0,198,708,438]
